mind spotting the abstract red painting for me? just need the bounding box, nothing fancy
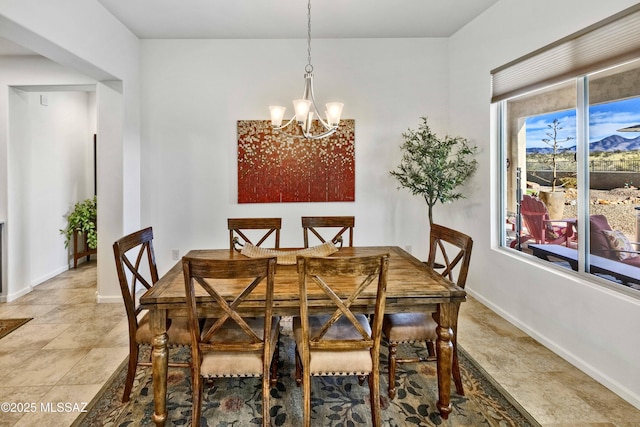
[237,120,355,203]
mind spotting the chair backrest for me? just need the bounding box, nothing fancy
[296,254,389,353]
[589,214,614,258]
[520,195,549,242]
[182,256,277,354]
[113,227,159,332]
[228,217,281,250]
[301,216,355,248]
[427,224,473,289]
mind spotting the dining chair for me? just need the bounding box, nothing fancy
[228,217,282,250]
[182,256,280,427]
[294,254,389,427]
[301,216,354,248]
[113,227,191,403]
[382,223,473,398]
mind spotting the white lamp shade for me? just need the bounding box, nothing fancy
[293,99,312,123]
[325,102,344,126]
[269,106,286,127]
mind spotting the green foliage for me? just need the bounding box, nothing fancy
[60,196,97,249]
[390,117,478,224]
[560,176,577,189]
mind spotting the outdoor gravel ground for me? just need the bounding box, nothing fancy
[563,187,640,239]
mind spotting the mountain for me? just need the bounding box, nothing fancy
[527,134,640,154]
[587,134,640,152]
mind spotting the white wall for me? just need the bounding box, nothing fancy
[15,90,94,290]
[449,0,640,409]
[0,0,140,301]
[0,56,96,300]
[140,38,450,271]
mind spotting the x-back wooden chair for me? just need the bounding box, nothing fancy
[294,254,389,427]
[228,217,281,250]
[113,227,191,403]
[183,256,280,427]
[382,223,473,398]
[301,216,354,248]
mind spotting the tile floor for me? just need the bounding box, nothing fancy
[0,261,639,426]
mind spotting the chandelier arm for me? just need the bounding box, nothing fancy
[272,116,297,131]
[307,95,334,130]
[305,73,335,131]
[302,127,338,140]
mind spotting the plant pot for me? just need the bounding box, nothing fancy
[539,191,565,220]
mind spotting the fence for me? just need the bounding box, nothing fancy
[526,159,640,172]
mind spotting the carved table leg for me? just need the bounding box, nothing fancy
[150,308,168,426]
[436,302,454,420]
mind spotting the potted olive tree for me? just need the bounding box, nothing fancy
[390,117,478,225]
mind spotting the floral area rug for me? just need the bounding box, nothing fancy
[75,328,540,427]
[0,318,32,340]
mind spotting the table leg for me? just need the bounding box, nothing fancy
[436,302,454,420]
[150,308,169,426]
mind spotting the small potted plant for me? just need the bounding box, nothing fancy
[390,117,478,225]
[60,196,97,251]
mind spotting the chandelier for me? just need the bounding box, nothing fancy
[268,0,344,140]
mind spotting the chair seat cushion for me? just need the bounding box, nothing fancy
[199,317,280,378]
[382,312,438,343]
[136,313,192,346]
[293,315,373,375]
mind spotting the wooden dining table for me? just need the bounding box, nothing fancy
[140,245,467,426]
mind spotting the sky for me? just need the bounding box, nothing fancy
[525,97,640,148]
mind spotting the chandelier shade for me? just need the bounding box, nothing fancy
[268,0,344,140]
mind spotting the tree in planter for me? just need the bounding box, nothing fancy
[541,118,574,192]
[60,196,97,250]
[535,118,574,219]
[390,117,478,225]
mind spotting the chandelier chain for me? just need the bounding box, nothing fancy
[306,0,313,73]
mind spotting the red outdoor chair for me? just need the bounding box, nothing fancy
[511,194,576,248]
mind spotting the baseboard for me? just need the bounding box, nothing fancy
[96,295,122,304]
[31,265,69,288]
[4,285,33,302]
[466,288,640,411]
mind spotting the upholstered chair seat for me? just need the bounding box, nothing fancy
[382,312,437,343]
[200,317,280,378]
[293,315,373,375]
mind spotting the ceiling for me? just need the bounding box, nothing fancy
[1,0,499,55]
[95,0,498,39]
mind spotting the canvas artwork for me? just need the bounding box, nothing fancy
[237,119,355,203]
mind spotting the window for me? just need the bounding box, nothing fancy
[495,5,640,294]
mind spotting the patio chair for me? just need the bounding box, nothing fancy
[589,214,640,267]
[510,194,576,248]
